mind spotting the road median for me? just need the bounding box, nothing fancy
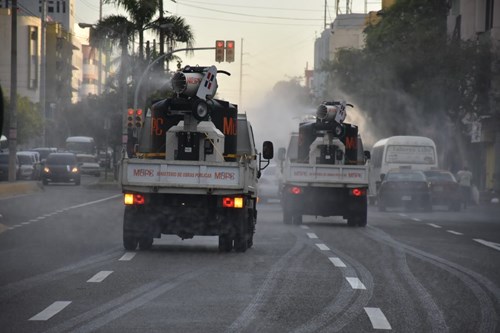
[0,181,43,199]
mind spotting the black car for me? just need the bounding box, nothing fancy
[423,169,461,211]
[42,152,81,185]
[377,168,431,211]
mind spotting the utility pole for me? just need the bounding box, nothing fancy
[8,0,17,182]
[239,38,243,108]
[98,0,102,94]
[40,0,47,146]
[159,0,165,70]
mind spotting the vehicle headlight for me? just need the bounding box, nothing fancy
[43,167,50,173]
[71,167,78,173]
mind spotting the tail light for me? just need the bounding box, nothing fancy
[222,196,244,208]
[124,193,145,205]
[289,186,302,195]
[351,188,366,197]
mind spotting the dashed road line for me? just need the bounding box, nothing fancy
[411,218,421,222]
[307,233,318,239]
[399,213,408,217]
[87,271,113,283]
[427,223,441,228]
[21,222,31,225]
[473,239,500,252]
[346,277,367,290]
[29,301,72,321]
[328,257,347,267]
[119,252,136,261]
[300,225,310,229]
[315,243,330,251]
[364,307,392,330]
[447,230,463,236]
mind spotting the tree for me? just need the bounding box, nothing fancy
[2,95,42,146]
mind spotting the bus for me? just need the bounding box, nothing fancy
[368,136,438,203]
[65,136,97,156]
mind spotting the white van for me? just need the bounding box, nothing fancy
[368,136,438,202]
[65,136,97,156]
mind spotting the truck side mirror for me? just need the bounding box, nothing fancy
[262,141,274,160]
[380,173,385,181]
[277,147,286,161]
[364,151,371,160]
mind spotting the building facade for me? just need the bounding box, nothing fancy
[447,0,500,194]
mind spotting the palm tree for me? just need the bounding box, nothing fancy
[151,15,195,70]
[104,0,159,59]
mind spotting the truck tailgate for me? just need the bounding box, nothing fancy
[285,164,368,185]
[121,159,245,189]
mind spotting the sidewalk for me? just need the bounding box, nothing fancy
[0,181,43,199]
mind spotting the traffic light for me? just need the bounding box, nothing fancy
[215,40,224,62]
[135,109,143,128]
[127,108,134,128]
[226,40,235,63]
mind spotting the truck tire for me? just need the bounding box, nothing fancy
[247,209,256,248]
[234,214,249,253]
[139,237,153,250]
[218,234,233,252]
[123,207,139,251]
[292,214,302,225]
[234,234,248,252]
[123,235,138,251]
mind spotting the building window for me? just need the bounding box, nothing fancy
[48,6,54,13]
[62,1,65,13]
[56,1,59,13]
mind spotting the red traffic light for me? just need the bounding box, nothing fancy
[215,40,225,62]
[136,109,143,116]
[225,40,235,63]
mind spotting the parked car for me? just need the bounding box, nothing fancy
[0,152,19,181]
[30,147,58,164]
[423,169,461,211]
[76,154,101,177]
[42,152,81,185]
[377,168,431,212]
[258,163,281,203]
[17,151,38,180]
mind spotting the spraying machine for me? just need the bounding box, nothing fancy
[278,101,370,226]
[119,65,273,252]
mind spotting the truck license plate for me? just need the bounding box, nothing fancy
[402,195,412,201]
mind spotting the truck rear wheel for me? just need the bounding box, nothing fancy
[218,234,233,252]
[123,234,138,251]
[234,234,248,252]
[139,237,153,250]
[292,214,302,225]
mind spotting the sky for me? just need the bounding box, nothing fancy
[75,0,382,111]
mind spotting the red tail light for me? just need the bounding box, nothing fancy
[290,186,302,195]
[124,193,145,205]
[351,188,365,197]
[222,197,244,208]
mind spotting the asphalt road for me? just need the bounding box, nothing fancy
[0,180,499,332]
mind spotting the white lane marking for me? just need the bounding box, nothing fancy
[364,307,392,330]
[447,230,463,236]
[473,239,500,252]
[300,225,310,229]
[315,243,330,251]
[68,194,121,210]
[427,223,441,228]
[21,222,31,225]
[119,252,136,261]
[29,219,38,222]
[412,218,421,222]
[399,213,407,217]
[87,270,113,283]
[346,277,366,290]
[56,210,64,213]
[29,301,72,321]
[329,257,347,267]
[307,233,318,239]
[36,216,46,220]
